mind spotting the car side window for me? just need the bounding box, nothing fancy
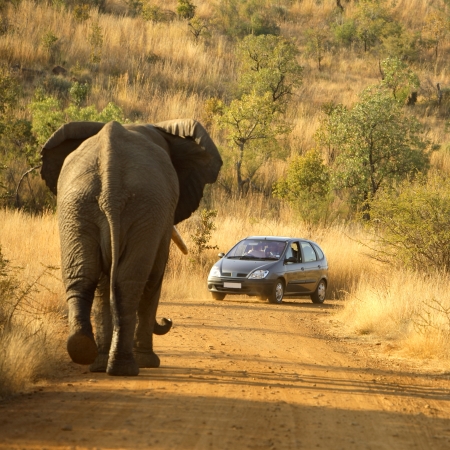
[312,243,324,260]
[301,242,317,262]
[285,242,300,263]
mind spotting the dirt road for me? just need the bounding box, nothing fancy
[0,296,449,449]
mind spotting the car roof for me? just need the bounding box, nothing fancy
[245,236,319,244]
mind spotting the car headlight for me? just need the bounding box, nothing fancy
[209,266,221,277]
[249,270,269,279]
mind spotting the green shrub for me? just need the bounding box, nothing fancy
[333,19,358,48]
[72,4,90,22]
[69,81,90,106]
[367,175,450,272]
[190,209,219,259]
[273,149,332,225]
[0,64,20,116]
[212,0,280,38]
[142,4,167,23]
[28,91,126,145]
[177,0,196,20]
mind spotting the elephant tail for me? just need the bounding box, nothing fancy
[153,318,173,335]
[97,122,127,312]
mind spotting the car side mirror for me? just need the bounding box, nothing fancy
[284,256,297,264]
[218,252,225,258]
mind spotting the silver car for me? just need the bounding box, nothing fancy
[207,236,328,304]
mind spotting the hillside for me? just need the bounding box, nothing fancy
[1,0,450,206]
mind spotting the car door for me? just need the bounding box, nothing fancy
[283,241,304,294]
[298,241,322,293]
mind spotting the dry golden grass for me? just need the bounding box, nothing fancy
[335,268,450,362]
[0,210,66,397]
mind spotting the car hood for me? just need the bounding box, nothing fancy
[217,258,278,276]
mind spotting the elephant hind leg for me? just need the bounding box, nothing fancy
[90,274,113,372]
[66,292,98,365]
[67,330,98,365]
[66,280,99,365]
[60,205,103,365]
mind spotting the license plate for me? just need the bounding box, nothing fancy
[224,282,241,289]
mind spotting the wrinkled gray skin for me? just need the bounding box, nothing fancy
[41,120,222,376]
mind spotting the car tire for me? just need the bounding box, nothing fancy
[211,292,226,300]
[268,280,284,304]
[311,279,326,304]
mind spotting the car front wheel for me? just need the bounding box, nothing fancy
[211,292,226,300]
[268,280,284,304]
[311,279,326,304]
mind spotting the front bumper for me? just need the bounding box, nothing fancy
[207,276,274,297]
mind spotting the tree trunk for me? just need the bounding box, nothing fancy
[236,142,245,195]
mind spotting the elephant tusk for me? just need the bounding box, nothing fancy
[172,226,188,254]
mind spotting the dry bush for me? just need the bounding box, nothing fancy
[335,268,450,362]
[0,210,65,397]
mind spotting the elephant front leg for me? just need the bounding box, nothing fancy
[90,274,112,373]
[134,273,164,368]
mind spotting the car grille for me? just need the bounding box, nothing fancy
[221,272,248,278]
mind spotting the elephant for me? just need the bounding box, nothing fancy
[40,119,222,376]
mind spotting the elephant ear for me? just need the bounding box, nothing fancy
[40,122,105,195]
[154,119,222,225]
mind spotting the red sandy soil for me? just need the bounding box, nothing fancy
[0,297,449,449]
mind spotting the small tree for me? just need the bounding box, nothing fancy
[422,9,450,62]
[190,209,219,259]
[69,82,90,106]
[88,21,103,65]
[188,16,209,40]
[217,91,290,195]
[339,0,401,53]
[237,34,303,111]
[0,65,19,117]
[73,4,90,22]
[273,149,331,225]
[41,31,59,63]
[316,87,431,216]
[142,4,172,22]
[215,34,301,194]
[379,56,420,101]
[212,0,280,38]
[177,0,196,20]
[305,25,331,71]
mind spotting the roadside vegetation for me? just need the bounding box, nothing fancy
[1,0,450,395]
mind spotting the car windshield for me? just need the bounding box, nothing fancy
[226,239,287,260]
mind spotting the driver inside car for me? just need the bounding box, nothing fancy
[246,243,265,258]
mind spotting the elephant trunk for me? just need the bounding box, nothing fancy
[172,226,188,254]
[153,317,173,335]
